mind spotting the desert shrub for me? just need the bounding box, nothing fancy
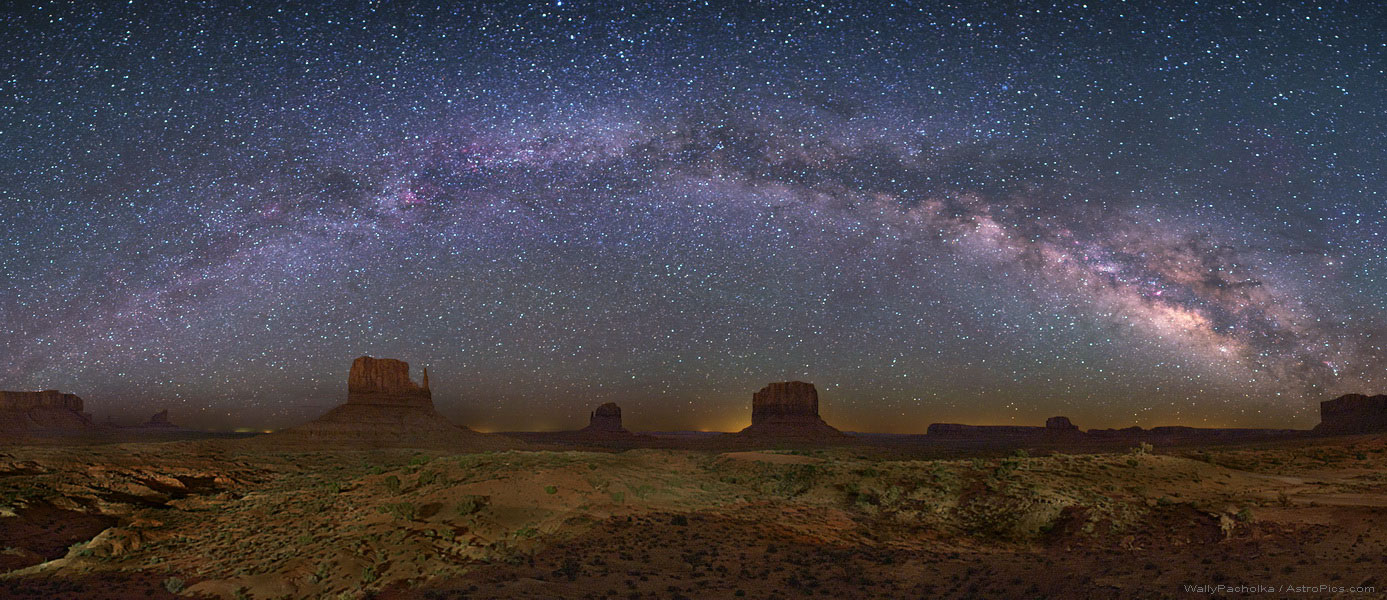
[544,485,558,495]
[456,495,487,516]
[764,464,820,497]
[383,475,401,494]
[1235,507,1254,522]
[557,556,581,581]
[417,470,439,486]
[362,565,378,583]
[609,491,625,503]
[379,502,417,520]
[670,514,689,526]
[163,577,184,593]
[409,454,431,467]
[1131,442,1154,456]
[1013,449,1029,459]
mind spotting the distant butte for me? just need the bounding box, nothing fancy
[273,356,512,449]
[141,409,178,428]
[1314,393,1387,435]
[581,402,628,434]
[738,381,845,438]
[0,390,98,435]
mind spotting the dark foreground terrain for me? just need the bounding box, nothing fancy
[2,434,1385,599]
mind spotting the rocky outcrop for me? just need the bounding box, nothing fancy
[738,382,844,437]
[1087,426,1303,441]
[141,410,177,428]
[346,356,431,407]
[0,390,98,434]
[928,416,1082,439]
[927,423,1047,438]
[1046,416,1078,431]
[582,402,627,434]
[272,356,512,450]
[1314,394,1387,435]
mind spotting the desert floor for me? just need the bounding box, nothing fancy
[2,435,1386,599]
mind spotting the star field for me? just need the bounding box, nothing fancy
[1,1,1385,432]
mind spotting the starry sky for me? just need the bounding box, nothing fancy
[1,1,1384,433]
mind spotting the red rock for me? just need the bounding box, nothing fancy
[142,409,177,428]
[581,402,627,434]
[0,390,98,434]
[739,382,844,437]
[1315,394,1387,435]
[1046,416,1078,431]
[271,356,512,450]
[346,356,431,407]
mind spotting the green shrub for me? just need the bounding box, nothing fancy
[456,495,487,516]
[163,577,184,593]
[379,502,417,520]
[544,485,558,495]
[383,475,401,494]
[417,470,439,486]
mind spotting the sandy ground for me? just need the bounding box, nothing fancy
[1,434,1385,598]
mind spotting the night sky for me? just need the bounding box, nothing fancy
[2,1,1384,433]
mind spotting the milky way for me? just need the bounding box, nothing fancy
[2,1,1384,432]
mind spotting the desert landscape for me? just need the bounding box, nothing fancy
[6,1,1386,598]
[2,358,1386,599]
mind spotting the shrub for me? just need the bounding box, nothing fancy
[417,470,439,486]
[457,495,487,516]
[163,577,184,593]
[383,475,401,494]
[557,557,581,581]
[379,502,417,520]
[544,485,558,495]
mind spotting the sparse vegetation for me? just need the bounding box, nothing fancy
[383,474,402,494]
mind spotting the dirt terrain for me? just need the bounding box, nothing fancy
[1,435,1385,599]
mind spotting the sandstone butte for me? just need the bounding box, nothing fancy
[579,402,629,435]
[1315,393,1387,435]
[738,381,845,437]
[272,356,511,449]
[0,390,98,434]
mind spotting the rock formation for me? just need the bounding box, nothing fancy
[273,356,511,449]
[141,409,177,428]
[738,382,844,437]
[1046,416,1078,431]
[581,402,627,434]
[346,356,432,407]
[928,416,1081,439]
[0,390,98,434]
[1314,394,1387,435]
